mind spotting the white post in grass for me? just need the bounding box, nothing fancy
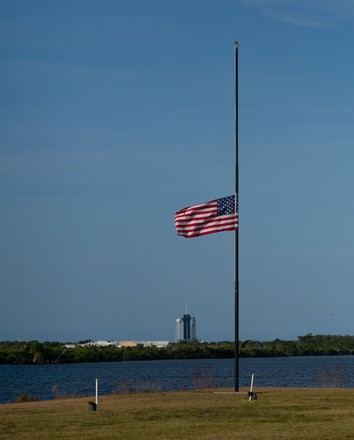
[95,378,98,407]
[250,373,254,393]
[248,373,257,401]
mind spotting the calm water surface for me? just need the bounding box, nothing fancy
[1,356,353,403]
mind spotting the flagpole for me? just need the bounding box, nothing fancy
[234,40,239,392]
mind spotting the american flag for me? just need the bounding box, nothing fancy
[174,195,238,238]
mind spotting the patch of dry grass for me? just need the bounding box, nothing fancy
[1,388,354,439]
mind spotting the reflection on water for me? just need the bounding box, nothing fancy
[1,356,353,403]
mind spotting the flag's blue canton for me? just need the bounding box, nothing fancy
[217,195,235,216]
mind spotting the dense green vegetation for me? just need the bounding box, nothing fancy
[1,334,354,364]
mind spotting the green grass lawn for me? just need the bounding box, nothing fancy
[1,388,354,439]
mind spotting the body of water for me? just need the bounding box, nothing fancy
[1,356,353,404]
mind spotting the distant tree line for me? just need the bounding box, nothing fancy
[1,334,354,364]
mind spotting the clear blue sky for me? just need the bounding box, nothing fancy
[1,0,354,343]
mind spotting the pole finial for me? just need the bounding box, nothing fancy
[235,40,239,48]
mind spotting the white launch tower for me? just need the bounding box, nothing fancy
[175,305,197,342]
